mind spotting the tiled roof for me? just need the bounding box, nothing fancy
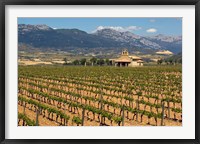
[129,56,142,60]
[114,56,132,63]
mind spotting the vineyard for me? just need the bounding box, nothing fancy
[18,65,182,126]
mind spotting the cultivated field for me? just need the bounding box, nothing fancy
[18,65,182,126]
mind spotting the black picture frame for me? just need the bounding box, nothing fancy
[0,0,199,143]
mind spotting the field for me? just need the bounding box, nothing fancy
[18,65,182,126]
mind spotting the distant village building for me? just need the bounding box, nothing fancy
[156,50,173,55]
[111,49,144,67]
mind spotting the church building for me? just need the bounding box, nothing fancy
[112,49,144,67]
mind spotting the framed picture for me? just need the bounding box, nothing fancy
[0,0,199,143]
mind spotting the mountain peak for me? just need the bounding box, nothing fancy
[18,24,53,32]
[94,28,119,34]
[148,34,182,42]
[93,28,142,42]
[35,24,52,30]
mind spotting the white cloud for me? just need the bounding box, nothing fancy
[146,28,157,33]
[92,26,142,33]
[149,19,156,23]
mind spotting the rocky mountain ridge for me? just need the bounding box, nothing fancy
[18,24,182,54]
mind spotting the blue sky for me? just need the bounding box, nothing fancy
[18,18,182,36]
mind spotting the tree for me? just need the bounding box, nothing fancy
[73,60,80,65]
[105,59,110,65]
[63,58,68,62]
[80,58,87,65]
[157,59,163,65]
[169,59,173,65]
[90,57,97,66]
[97,59,105,66]
[164,60,169,65]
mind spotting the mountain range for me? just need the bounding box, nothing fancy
[18,24,182,54]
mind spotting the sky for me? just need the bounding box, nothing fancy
[18,18,182,36]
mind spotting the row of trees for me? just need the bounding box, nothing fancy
[65,57,111,66]
[157,52,182,65]
[157,58,182,65]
